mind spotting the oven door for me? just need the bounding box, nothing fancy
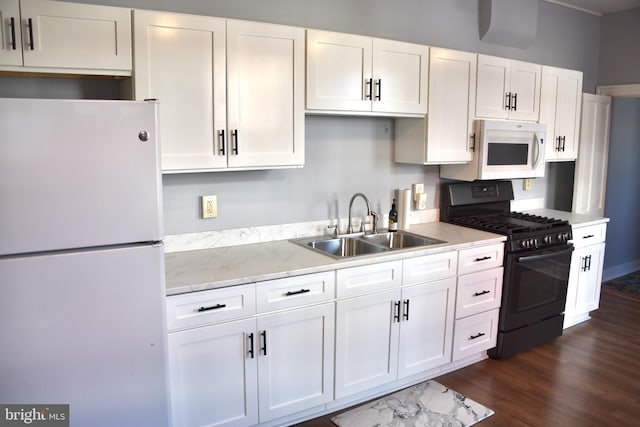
[500,244,574,331]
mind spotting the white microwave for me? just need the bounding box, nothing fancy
[441,120,547,181]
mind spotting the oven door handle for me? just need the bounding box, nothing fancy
[517,245,573,263]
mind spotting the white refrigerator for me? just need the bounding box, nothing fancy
[0,98,170,427]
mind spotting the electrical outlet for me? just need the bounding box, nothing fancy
[202,195,218,219]
[523,179,532,191]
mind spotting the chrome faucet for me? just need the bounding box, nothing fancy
[347,193,378,234]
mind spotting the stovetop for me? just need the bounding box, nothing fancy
[440,181,573,253]
[447,212,572,252]
[449,212,569,234]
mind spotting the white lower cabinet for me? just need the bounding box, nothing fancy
[452,308,499,360]
[167,242,507,425]
[398,277,456,377]
[167,272,335,427]
[256,303,335,422]
[168,318,259,427]
[451,244,504,362]
[564,222,607,328]
[335,288,400,399]
[334,253,457,399]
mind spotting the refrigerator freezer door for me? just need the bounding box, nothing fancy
[0,244,169,427]
[0,99,162,256]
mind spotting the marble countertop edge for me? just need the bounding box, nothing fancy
[164,222,507,296]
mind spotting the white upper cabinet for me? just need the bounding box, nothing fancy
[306,29,428,115]
[476,55,541,122]
[395,47,476,165]
[226,20,305,169]
[540,66,583,161]
[0,0,131,75]
[134,10,304,172]
[134,10,227,171]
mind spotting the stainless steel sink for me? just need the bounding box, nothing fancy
[361,231,446,249]
[307,237,388,257]
[291,230,446,259]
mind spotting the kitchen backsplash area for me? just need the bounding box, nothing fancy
[163,114,549,241]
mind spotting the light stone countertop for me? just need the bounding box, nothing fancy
[165,222,506,296]
[523,208,610,228]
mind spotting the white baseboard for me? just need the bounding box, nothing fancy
[603,259,640,281]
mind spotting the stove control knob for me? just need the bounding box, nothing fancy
[520,240,528,249]
[543,236,552,244]
[533,238,539,248]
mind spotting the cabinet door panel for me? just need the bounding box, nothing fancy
[398,278,456,377]
[372,38,428,114]
[573,95,611,216]
[168,319,258,427]
[0,0,22,66]
[336,260,402,298]
[476,55,509,119]
[21,0,131,71]
[133,10,227,171]
[540,66,561,159]
[426,48,476,163]
[257,303,334,422]
[402,250,457,285]
[574,243,605,314]
[555,69,582,160]
[508,60,541,121]
[335,289,400,399]
[227,20,304,168]
[306,29,372,111]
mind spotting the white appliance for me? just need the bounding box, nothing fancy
[0,98,170,427]
[441,119,547,181]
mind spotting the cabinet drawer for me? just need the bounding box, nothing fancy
[402,251,457,285]
[336,260,402,298]
[458,243,504,275]
[456,268,503,319]
[166,283,256,331]
[452,308,499,361]
[571,223,607,248]
[256,271,335,313]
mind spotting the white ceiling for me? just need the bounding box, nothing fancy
[544,0,640,15]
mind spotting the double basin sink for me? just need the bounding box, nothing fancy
[291,230,446,259]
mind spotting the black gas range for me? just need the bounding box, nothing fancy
[441,180,573,358]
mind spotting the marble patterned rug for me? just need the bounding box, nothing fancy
[331,380,494,427]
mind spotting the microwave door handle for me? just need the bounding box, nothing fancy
[533,134,544,168]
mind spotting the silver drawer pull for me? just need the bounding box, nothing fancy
[197,303,226,312]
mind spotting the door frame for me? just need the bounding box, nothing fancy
[596,83,640,97]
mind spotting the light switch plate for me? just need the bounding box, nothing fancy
[202,195,218,219]
[412,183,424,201]
[523,179,532,191]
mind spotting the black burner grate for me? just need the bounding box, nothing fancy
[448,212,569,236]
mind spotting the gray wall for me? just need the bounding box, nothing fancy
[597,7,640,85]
[603,98,640,270]
[0,0,602,234]
[597,8,640,275]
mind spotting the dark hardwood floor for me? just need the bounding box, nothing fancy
[296,289,640,426]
